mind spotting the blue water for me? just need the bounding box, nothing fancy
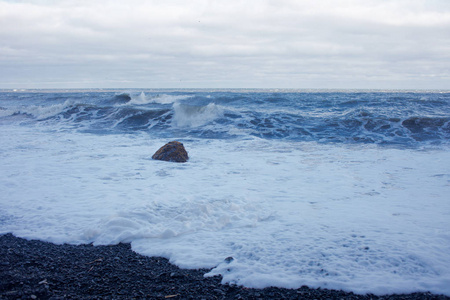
[1,89,449,146]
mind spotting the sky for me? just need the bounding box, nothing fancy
[0,0,449,89]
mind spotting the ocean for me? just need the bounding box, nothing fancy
[0,89,449,295]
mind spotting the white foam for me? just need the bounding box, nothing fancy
[128,92,193,105]
[4,100,74,121]
[0,108,13,118]
[0,125,449,296]
[172,102,224,127]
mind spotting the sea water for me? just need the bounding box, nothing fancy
[0,89,449,295]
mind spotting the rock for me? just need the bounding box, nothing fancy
[152,141,189,163]
[224,257,234,264]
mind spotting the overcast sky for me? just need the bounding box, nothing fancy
[1,0,449,89]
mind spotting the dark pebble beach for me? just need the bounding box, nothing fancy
[1,233,448,300]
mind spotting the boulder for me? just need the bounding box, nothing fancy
[152,141,189,163]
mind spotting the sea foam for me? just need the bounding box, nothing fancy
[1,124,449,295]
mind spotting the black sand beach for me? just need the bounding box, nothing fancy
[1,233,448,299]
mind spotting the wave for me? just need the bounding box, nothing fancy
[112,107,172,130]
[1,100,77,121]
[143,93,194,105]
[0,107,10,118]
[110,93,132,104]
[3,105,449,145]
[125,92,194,105]
[1,91,448,146]
[172,102,224,127]
[107,92,194,106]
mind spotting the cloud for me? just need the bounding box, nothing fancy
[0,0,449,88]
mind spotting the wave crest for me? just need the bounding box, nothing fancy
[127,92,193,105]
[172,102,224,128]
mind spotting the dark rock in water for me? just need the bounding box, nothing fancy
[224,256,234,264]
[152,141,189,163]
[112,92,131,104]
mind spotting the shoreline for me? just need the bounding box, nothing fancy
[1,233,448,299]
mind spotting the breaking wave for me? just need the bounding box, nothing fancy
[172,102,224,127]
[1,90,448,146]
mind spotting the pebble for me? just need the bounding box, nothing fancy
[1,233,448,300]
